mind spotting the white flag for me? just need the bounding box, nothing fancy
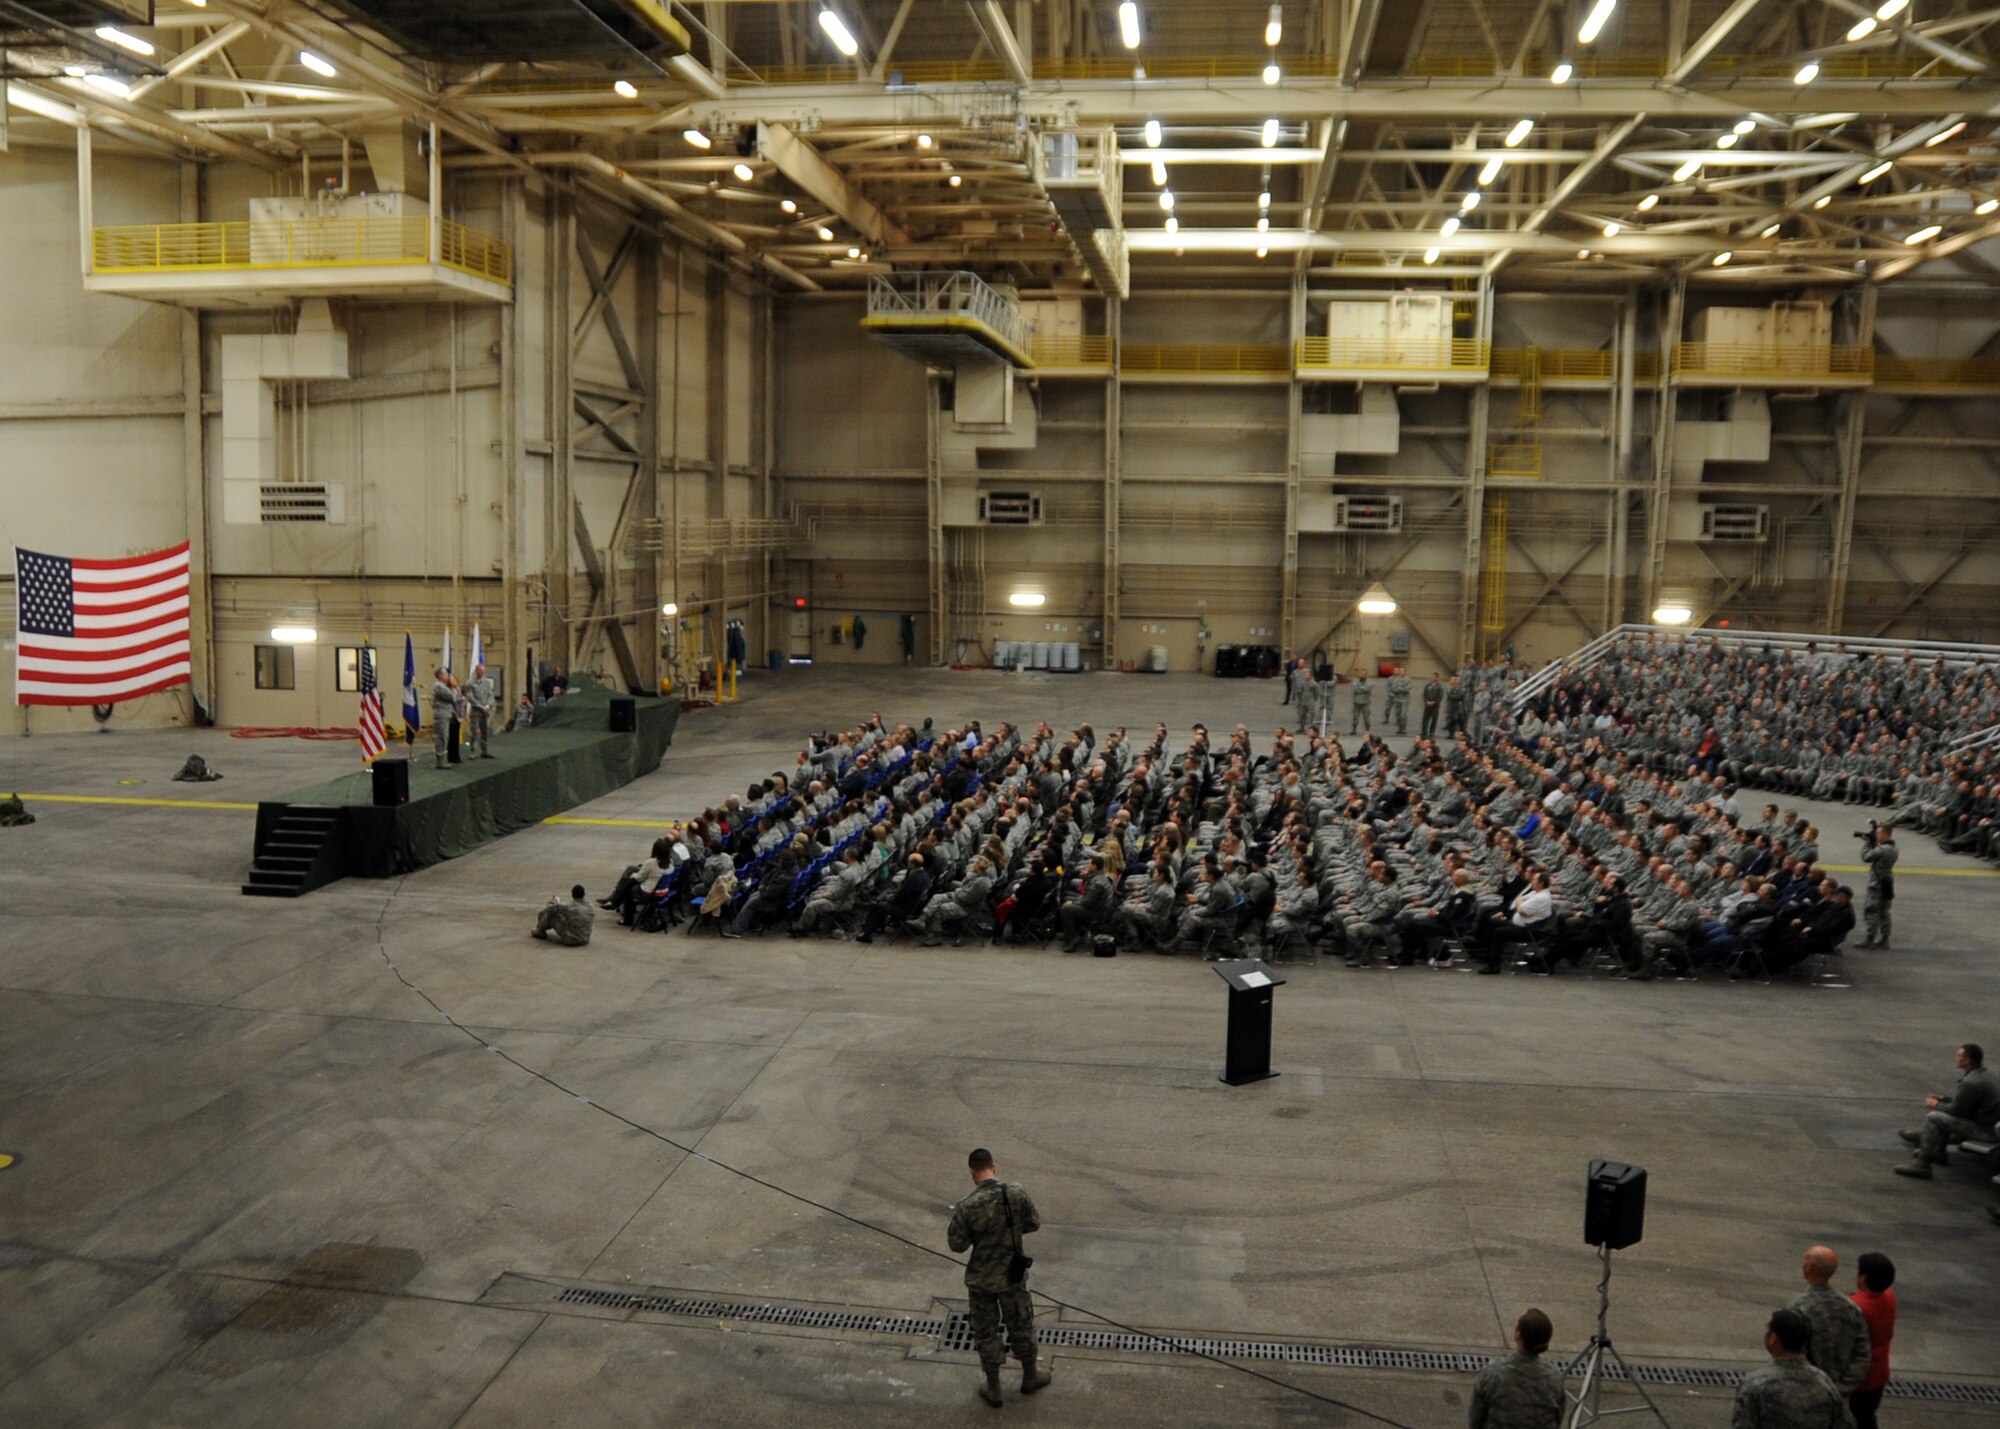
[470,622,484,670]
[442,625,453,675]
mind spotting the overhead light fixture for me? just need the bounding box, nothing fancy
[819,6,861,56]
[1257,215,1270,231]
[683,128,712,149]
[1793,111,1857,129]
[1144,117,1162,148]
[1118,1,1142,49]
[1550,61,1573,85]
[948,174,963,188]
[1733,118,1757,135]
[1441,215,1462,237]
[1927,122,1966,147]
[82,73,132,98]
[1261,117,1280,147]
[1813,194,1832,209]
[1263,62,1281,85]
[94,26,154,56]
[1577,247,1592,259]
[1603,220,1621,236]
[1651,604,1693,625]
[815,224,835,240]
[1875,0,1908,17]
[269,625,318,644]
[1505,118,1534,147]
[1846,15,1877,40]
[1356,583,1398,616]
[1673,158,1701,181]
[1717,132,1738,149]
[1164,215,1179,234]
[1424,247,1441,264]
[1008,591,1047,608]
[1977,197,1999,215]
[612,79,638,99]
[917,132,933,149]
[1479,156,1505,185]
[1794,59,1821,85]
[1256,246,1269,259]
[1578,0,1618,44]
[1637,192,1659,211]
[1760,222,1781,237]
[1712,250,1732,266]
[846,246,862,258]
[781,198,798,213]
[1461,191,1481,211]
[299,50,337,77]
[1258,189,1272,209]
[1150,159,1168,185]
[1860,160,1892,183]
[1159,190,1175,211]
[1906,224,1942,243]
[661,602,678,616]
[1266,4,1283,46]
[732,162,753,182]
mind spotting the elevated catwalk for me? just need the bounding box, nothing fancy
[249,684,677,884]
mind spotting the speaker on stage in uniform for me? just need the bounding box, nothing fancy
[609,696,637,733]
[372,758,410,807]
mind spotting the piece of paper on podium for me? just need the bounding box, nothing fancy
[1238,970,1272,988]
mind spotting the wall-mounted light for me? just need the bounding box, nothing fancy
[661,602,679,616]
[1357,583,1397,616]
[1008,592,1047,608]
[613,79,638,99]
[270,625,318,644]
[1651,604,1693,625]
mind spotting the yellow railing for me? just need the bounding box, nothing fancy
[1670,343,1873,380]
[1492,347,1616,382]
[1488,442,1545,479]
[1120,342,1291,375]
[755,54,1345,87]
[1030,334,1114,369]
[90,216,512,285]
[1873,355,2000,390]
[1295,336,1489,372]
[1410,50,1937,80]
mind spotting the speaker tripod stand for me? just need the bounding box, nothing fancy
[1564,1243,1672,1428]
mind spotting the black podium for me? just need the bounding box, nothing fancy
[1214,958,1286,1085]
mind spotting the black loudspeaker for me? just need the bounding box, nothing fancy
[372,758,410,807]
[1584,1159,1647,1250]
[609,696,636,733]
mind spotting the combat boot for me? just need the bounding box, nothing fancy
[978,1367,1004,1407]
[1020,1355,1052,1395]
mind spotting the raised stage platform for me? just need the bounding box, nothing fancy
[247,684,678,890]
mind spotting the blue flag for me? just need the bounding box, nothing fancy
[401,631,420,742]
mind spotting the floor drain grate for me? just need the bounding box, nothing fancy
[547,1286,1999,1405]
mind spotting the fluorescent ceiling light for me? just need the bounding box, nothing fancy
[1717,132,1738,149]
[1760,222,1780,237]
[1711,250,1732,265]
[299,50,337,77]
[1550,61,1573,84]
[1257,215,1269,231]
[1977,198,1999,215]
[1603,220,1621,236]
[948,174,962,188]
[733,162,754,181]
[269,625,317,644]
[83,73,131,98]
[780,198,798,213]
[815,224,834,240]
[1577,247,1592,259]
[1144,118,1162,148]
[612,79,638,98]
[1860,161,1892,183]
[1846,15,1877,40]
[1733,118,1757,135]
[1118,1,1141,49]
[846,246,861,258]
[1479,156,1504,185]
[1927,122,1966,146]
[1258,190,1272,209]
[1813,194,1832,209]
[1424,247,1440,264]
[1256,246,1269,258]
[1357,583,1398,615]
[1637,192,1659,210]
[1461,191,1480,211]
[1906,224,1942,243]
[94,26,153,56]
[1652,604,1692,625]
[1263,63,1281,85]
[1159,190,1175,211]
[1673,158,1701,181]
[1504,118,1534,147]
[1578,0,1618,44]
[683,128,711,149]
[1266,4,1283,46]
[819,6,860,57]
[1151,159,1167,185]
[1164,215,1179,233]
[917,132,933,149]
[1009,592,1047,608]
[1261,117,1280,147]
[661,602,678,616]
[1876,0,1908,17]
[1794,59,1820,85]
[1440,215,1462,237]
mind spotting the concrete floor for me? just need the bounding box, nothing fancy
[2,666,1997,1428]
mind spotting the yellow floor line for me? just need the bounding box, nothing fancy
[541,815,678,828]
[14,792,257,811]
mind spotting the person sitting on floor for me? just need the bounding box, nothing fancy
[533,885,595,946]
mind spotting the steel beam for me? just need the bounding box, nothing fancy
[756,121,907,246]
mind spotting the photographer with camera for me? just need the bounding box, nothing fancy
[947,1147,1053,1407]
[1859,824,1898,949]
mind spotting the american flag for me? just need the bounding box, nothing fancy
[14,542,192,707]
[357,642,387,764]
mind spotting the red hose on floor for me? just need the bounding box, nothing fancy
[229,727,360,741]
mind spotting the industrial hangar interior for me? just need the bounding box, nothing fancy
[4,0,2000,1424]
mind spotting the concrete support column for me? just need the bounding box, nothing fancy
[1103,295,1122,669]
[1825,283,1878,634]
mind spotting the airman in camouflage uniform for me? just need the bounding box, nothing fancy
[1469,1308,1565,1429]
[1858,826,1898,949]
[0,793,33,827]
[1731,1309,1854,1429]
[947,1148,1052,1406]
[532,885,595,946]
[1785,1247,1871,1395]
[1350,675,1373,734]
[1385,670,1411,734]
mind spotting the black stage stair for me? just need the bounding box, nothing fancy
[242,804,346,897]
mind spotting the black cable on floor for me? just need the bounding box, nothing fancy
[367,882,1422,1429]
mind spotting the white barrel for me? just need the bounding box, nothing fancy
[1149,644,1169,672]
[994,640,1013,669]
[1062,642,1080,670]
[1032,641,1051,669]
